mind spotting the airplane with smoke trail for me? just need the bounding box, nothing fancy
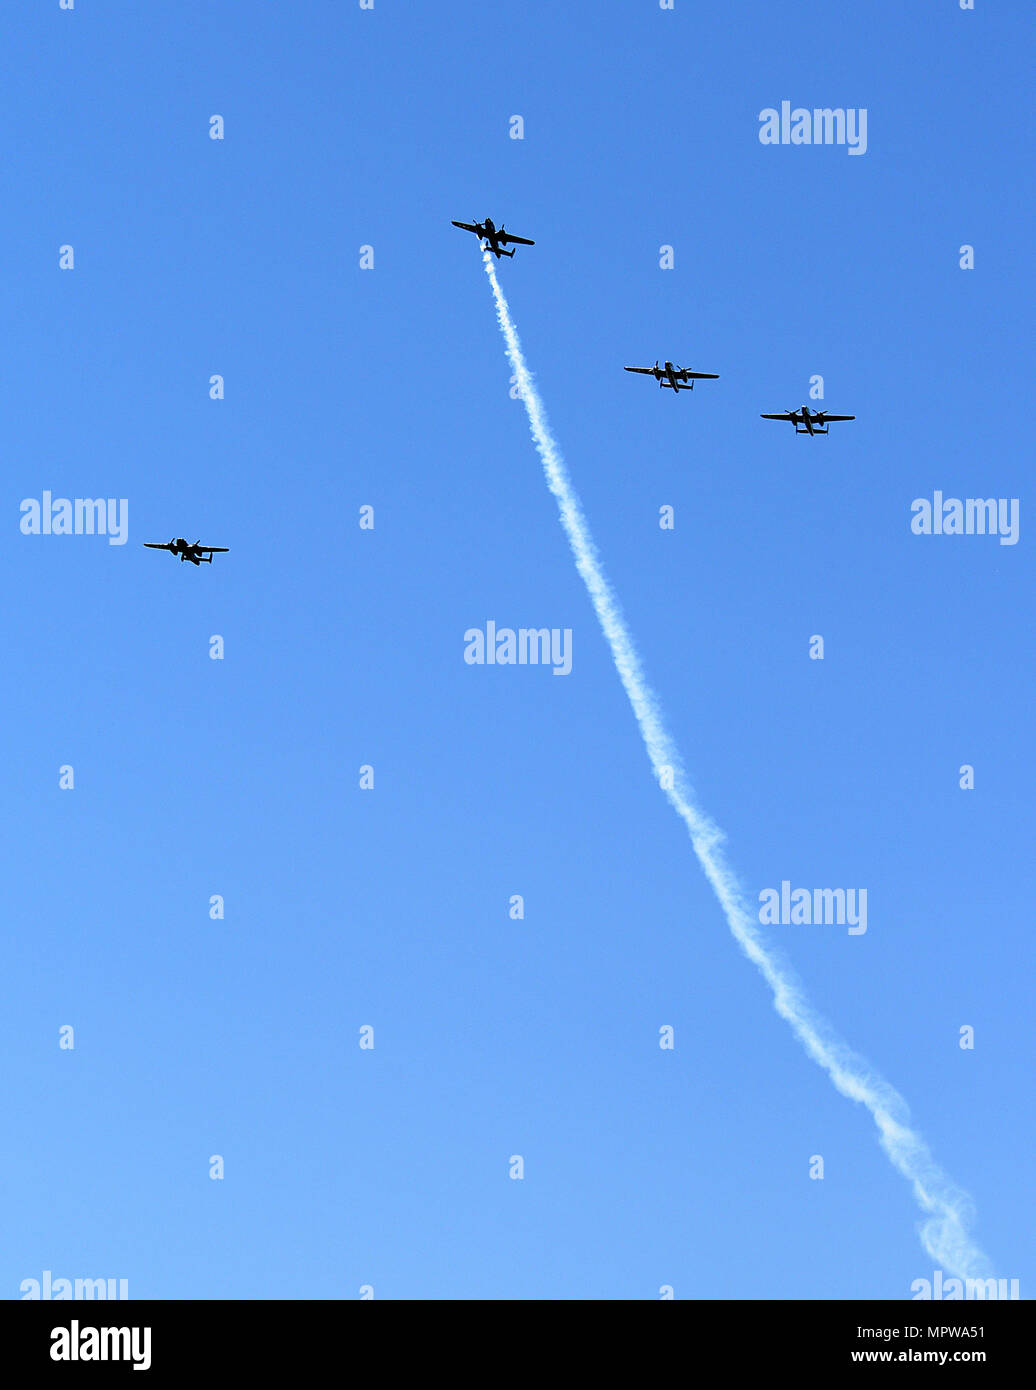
[451,216,535,259]
[475,244,993,1283]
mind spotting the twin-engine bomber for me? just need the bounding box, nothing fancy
[761,407,856,435]
[625,360,720,393]
[451,216,535,259]
[144,538,229,566]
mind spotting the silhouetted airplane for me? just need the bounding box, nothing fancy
[144,538,229,565]
[760,407,855,435]
[624,361,719,393]
[451,217,535,259]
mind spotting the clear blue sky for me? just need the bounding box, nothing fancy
[4,0,1032,1299]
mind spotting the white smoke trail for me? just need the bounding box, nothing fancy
[481,249,991,1279]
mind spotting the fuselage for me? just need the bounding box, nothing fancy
[481,220,512,257]
[172,538,204,563]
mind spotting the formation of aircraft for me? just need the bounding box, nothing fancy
[142,221,858,577]
[144,538,230,566]
[760,407,856,435]
[625,361,720,393]
[451,216,535,259]
[451,215,857,430]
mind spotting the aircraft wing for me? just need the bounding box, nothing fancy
[624,367,656,375]
[198,547,229,553]
[820,414,855,422]
[675,370,719,381]
[144,542,174,550]
[499,232,534,246]
[451,221,481,234]
[760,413,795,422]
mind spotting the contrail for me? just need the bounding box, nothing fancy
[481,248,991,1280]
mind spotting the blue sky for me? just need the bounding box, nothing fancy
[3,0,1032,1299]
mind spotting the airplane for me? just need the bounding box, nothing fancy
[144,538,229,566]
[624,361,719,393]
[760,407,856,435]
[451,217,535,259]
